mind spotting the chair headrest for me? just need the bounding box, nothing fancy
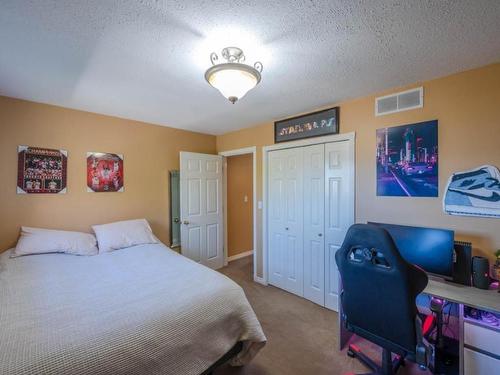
[339,224,405,268]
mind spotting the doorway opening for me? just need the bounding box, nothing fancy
[220,147,257,280]
[169,170,181,250]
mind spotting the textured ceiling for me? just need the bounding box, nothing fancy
[1,1,500,135]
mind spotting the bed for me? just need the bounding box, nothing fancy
[0,243,266,375]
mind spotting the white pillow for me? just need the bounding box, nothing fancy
[13,227,98,257]
[92,219,158,253]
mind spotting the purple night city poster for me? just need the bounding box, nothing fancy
[376,120,438,197]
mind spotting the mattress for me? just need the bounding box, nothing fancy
[0,243,266,375]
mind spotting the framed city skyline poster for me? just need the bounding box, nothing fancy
[376,120,438,197]
[87,152,124,192]
[17,145,67,194]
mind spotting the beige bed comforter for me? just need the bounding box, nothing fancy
[0,243,266,374]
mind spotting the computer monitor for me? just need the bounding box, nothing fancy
[368,222,455,279]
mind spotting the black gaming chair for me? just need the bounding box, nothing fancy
[335,224,430,375]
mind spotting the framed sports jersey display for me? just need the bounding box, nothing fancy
[17,145,68,194]
[86,152,124,193]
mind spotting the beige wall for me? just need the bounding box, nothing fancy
[2,63,498,272]
[227,154,253,257]
[0,96,216,251]
[216,63,500,278]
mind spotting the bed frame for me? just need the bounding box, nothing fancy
[201,341,244,375]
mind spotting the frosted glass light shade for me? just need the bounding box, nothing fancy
[205,63,261,104]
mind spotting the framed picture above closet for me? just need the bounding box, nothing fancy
[274,107,339,143]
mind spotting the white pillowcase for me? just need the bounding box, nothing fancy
[13,227,99,257]
[92,219,158,253]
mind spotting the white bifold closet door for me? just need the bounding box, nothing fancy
[303,144,325,305]
[268,147,304,297]
[268,140,353,311]
[324,141,354,311]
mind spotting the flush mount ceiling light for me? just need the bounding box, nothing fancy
[205,46,263,104]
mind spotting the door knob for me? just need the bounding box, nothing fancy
[285,227,289,231]
[318,233,323,237]
[174,218,180,223]
[183,220,190,225]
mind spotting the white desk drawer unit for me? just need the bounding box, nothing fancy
[464,348,500,375]
[464,321,500,357]
[463,321,500,375]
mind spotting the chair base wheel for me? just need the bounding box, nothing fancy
[347,349,356,358]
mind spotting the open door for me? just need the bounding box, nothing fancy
[180,152,224,269]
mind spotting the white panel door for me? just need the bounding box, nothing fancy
[180,152,223,269]
[284,147,304,296]
[268,149,287,290]
[324,141,354,311]
[268,147,304,297]
[303,144,325,305]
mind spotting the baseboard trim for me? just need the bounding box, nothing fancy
[227,250,253,262]
[253,275,268,286]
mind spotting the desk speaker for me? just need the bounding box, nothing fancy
[453,241,472,285]
[472,256,490,290]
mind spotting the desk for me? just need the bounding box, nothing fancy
[425,279,499,313]
[338,279,500,375]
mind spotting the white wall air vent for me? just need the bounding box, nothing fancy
[375,87,423,116]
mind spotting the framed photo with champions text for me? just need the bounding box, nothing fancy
[17,145,67,194]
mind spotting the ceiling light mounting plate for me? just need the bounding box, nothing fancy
[221,46,245,63]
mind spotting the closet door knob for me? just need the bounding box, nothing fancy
[318,233,323,237]
[183,220,190,225]
[285,227,289,231]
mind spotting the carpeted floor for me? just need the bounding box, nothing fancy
[215,255,431,375]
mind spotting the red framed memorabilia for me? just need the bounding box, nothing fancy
[87,152,124,192]
[17,146,67,194]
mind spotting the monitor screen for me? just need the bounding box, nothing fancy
[368,222,455,278]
